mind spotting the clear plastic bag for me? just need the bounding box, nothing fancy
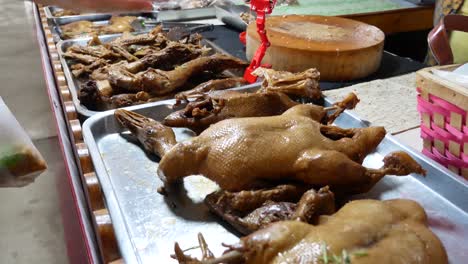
[0,97,47,187]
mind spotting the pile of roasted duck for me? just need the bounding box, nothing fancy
[52,9,80,17]
[61,16,139,39]
[114,68,447,263]
[63,26,249,110]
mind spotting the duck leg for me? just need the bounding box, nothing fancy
[291,186,335,223]
[344,151,426,194]
[204,185,334,235]
[323,92,360,124]
[294,149,425,195]
[205,184,309,214]
[140,54,248,96]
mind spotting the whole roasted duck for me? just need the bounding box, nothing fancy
[173,199,448,264]
[115,98,424,193]
[165,91,358,134]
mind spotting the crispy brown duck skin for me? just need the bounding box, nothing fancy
[205,186,335,235]
[175,199,448,264]
[253,67,322,100]
[174,77,249,104]
[139,54,248,96]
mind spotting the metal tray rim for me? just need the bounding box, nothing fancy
[83,112,140,264]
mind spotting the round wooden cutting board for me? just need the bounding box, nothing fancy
[246,15,385,81]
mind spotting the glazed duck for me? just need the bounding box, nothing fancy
[106,53,248,95]
[174,199,448,264]
[115,101,424,192]
[164,90,358,133]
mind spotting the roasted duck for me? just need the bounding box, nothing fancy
[174,199,448,264]
[79,53,246,110]
[115,101,424,193]
[139,54,248,95]
[61,21,97,40]
[205,185,335,235]
[101,16,136,34]
[108,53,248,95]
[166,90,299,133]
[52,9,80,17]
[253,67,321,99]
[165,68,332,132]
[63,26,250,111]
[107,42,208,90]
[60,16,137,39]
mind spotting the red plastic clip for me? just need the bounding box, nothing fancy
[243,0,277,83]
[239,31,246,45]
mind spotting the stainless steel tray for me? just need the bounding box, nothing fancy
[44,6,111,24]
[49,12,159,41]
[45,5,215,28]
[157,7,216,21]
[57,33,250,118]
[83,88,468,263]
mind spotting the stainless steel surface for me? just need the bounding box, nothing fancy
[83,89,468,263]
[57,33,246,118]
[215,4,249,31]
[157,7,216,22]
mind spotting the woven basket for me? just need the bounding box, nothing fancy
[416,64,468,179]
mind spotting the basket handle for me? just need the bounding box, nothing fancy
[428,14,468,65]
